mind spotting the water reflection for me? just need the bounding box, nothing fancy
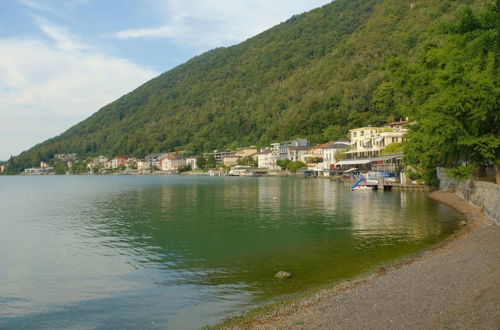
[350,191,431,239]
[0,176,460,329]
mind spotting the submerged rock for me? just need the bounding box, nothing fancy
[274,271,292,279]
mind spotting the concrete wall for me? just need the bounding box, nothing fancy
[437,168,500,224]
[436,167,456,191]
[455,180,500,225]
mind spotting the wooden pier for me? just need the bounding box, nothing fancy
[343,179,431,191]
[370,183,431,191]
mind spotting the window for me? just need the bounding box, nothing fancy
[361,131,364,136]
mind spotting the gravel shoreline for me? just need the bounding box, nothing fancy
[228,191,500,329]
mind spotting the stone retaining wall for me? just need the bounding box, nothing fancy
[437,167,500,225]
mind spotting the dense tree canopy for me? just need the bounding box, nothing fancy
[391,2,499,182]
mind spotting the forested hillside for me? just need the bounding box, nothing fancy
[8,0,492,171]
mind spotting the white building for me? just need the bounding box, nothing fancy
[322,142,350,172]
[159,155,185,171]
[55,153,78,161]
[203,150,236,166]
[223,155,241,167]
[24,167,54,175]
[271,139,309,160]
[137,161,151,171]
[256,150,278,170]
[185,157,199,170]
[145,153,168,168]
[288,146,310,162]
[347,122,408,159]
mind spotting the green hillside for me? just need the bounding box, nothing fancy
[8,0,492,171]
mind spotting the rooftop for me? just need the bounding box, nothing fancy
[288,146,311,151]
[254,150,273,155]
[385,120,409,127]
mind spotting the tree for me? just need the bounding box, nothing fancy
[69,161,88,174]
[323,125,346,141]
[178,163,192,173]
[305,157,323,164]
[391,4,499,183]
[276,159,291,170]
[335,148,349,162]
[287,161,307,173]
[206,155,217,169]
[196,156,207,170]
[54,162,68,175]
[237,156,257,167]
[381,142,403,155]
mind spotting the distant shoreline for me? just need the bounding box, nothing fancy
[213,191,500,329]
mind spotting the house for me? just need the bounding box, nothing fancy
[87,156,109,170]
[223,155,241,167]
[235,147,258,158]
[335,153,404,178]
[137,161,151,171]
[40,161,49,168]
[185,156,199,170]
[126,158,138,169]
[346,122,408,159]
[300,141,334,173]
[24,167,54,175]
[0,165,5,173]
[255,150,278,170]
[300,142,333,164]
[159,155,185,171]
[299,141,349,175]
[385,120,409,129]
[55,153,78,161]
[111,156,129,169]
[145,153,168,168]
[322,142,350,174]
[271,139,310,160]
[288,146,310,162]
[203,150,237,166]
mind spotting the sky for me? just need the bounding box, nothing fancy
[0,0,332,160]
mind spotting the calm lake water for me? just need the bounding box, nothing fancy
[0,176,460,329]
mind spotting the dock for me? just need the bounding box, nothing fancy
[344,179,431,191]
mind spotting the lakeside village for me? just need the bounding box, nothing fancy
[10,121,421,190]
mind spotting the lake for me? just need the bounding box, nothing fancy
[0,176,460,329]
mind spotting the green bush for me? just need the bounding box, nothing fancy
[287,161,307,173]
[277,159,291,170]
[178,164,192,173]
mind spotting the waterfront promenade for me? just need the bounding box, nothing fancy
[229,191,500,329]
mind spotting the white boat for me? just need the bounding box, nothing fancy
[228,165,252,176]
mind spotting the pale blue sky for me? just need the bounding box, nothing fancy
[0,0,331,160]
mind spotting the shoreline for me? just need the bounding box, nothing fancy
[214,191,500,329]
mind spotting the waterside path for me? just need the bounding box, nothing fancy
[226,191,500,329]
